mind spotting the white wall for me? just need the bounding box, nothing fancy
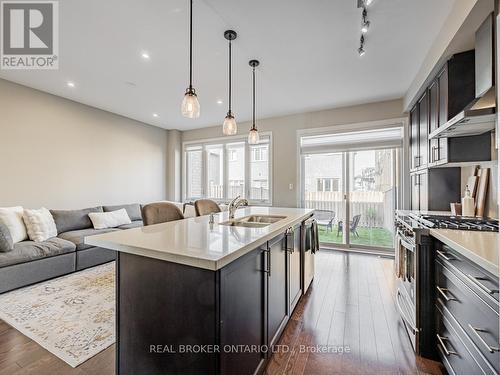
[182,99,404,207]
[0,79,168,209]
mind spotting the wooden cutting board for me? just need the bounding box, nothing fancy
[475,168,489,217]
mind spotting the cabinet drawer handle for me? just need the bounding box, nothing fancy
[285,227,294,253]
[436,286,457,302]
[263,249,271,276]
[437,334,457,356]
[466,274,499,295]
[436,250,455,261]
[468,325,500,353]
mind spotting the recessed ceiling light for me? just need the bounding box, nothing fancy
[153,113,159,118]
[67,81,75,88]
[141,52,150,60]
[217,99,223,105]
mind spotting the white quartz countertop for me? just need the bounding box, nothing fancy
[430,229,499,276]
[85,207,314,270]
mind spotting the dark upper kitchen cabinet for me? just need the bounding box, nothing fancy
[410,168,461,211]
[428,51,492,166]
[410,107,419,170]
[410,94,429,172]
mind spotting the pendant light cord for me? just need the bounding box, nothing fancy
[189,0,193,89]
[228,39,232,113]
[252,66,256,129]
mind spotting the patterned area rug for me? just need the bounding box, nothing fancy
[0,262,115,367]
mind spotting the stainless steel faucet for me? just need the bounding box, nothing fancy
[228,195,249,219]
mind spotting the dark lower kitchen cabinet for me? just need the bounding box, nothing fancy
[265,234,288,348]
[435,245,499,375]
[116,218,314,375]
[410,168,461,211]
[219,248,266,375]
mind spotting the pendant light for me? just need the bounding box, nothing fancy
[248,59,260,144]
[181,0,200,118]
[223,30,237,135]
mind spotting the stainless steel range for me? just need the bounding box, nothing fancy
[394,211,499,358]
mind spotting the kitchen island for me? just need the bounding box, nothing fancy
[86,207,315,375]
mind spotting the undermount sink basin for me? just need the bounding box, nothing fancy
[219,215,286,228]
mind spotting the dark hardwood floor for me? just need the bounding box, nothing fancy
[0,250,442,375]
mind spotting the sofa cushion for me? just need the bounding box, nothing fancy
[103,204,142,222]
[0,206,28,243]
[117,220,143,230]
[23,207,58,242]
[0,237,76,268]
[0,222,14,252]
[58,228,119,251]
[50,206,103,234]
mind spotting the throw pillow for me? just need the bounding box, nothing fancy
[23,207,58,242]
[88,209,131,229]
[0,222,14,252]
[0,206,28,243]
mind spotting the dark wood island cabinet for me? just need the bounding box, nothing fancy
[86,207,314,375]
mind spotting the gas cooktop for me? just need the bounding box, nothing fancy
[397,211,500,232]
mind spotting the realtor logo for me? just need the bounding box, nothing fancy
[1,1,58,69]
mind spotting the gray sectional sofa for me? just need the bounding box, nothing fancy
[0,203,143,294]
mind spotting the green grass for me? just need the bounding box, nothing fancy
[318,225,394,249]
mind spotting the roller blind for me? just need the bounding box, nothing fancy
[300,127,403,154]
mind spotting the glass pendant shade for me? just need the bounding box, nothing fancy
[248,127,259,144]
[181,89,200,118]
[223,113,237,135]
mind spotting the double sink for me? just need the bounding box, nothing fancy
[219,215,286,228]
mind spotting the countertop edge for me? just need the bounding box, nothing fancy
[85,210,314,271]
[430,229,499,276]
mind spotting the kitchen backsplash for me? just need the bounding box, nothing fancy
[461,160,498,219]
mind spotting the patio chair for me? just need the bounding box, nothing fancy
[314,210,335,232]
[337,214,361,237]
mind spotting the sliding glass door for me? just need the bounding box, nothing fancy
[300,127,402,253]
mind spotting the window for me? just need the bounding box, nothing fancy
[250,143,270,200]
[316,178,339,192]
[251,146,268,162]
[186,147,203,199]
[184,134,272,203]
[228,149,237,161]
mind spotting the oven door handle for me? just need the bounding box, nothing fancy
[396,288,418,335]
[397,233,415,252]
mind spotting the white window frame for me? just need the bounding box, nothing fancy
[182,131,273,205]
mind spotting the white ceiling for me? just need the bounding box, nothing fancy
[0,0,456,130]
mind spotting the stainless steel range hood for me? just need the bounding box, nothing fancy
[429,13,496,140]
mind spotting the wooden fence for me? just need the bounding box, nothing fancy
[304,190,394,231]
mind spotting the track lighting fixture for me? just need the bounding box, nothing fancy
[358,35,365,56]
[361,7,370,33]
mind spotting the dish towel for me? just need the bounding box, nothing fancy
[311,219,319,254]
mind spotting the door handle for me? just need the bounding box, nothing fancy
[468,325,500,353]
